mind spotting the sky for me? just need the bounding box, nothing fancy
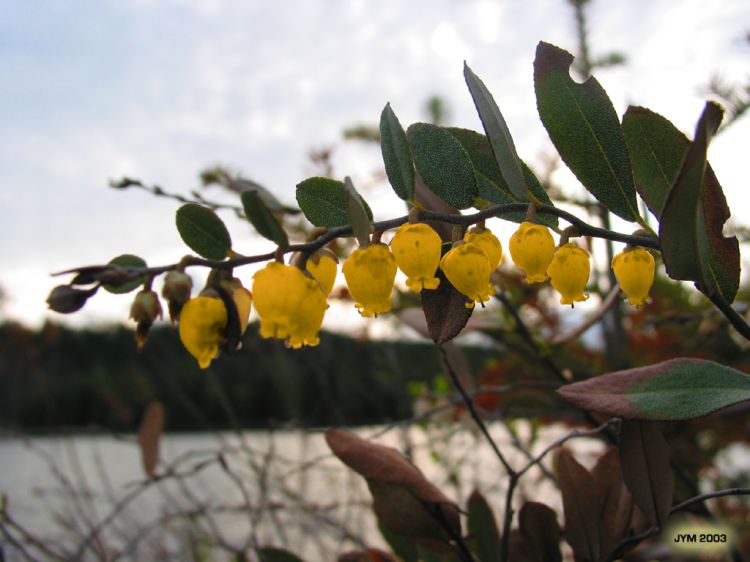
[1,0,748,332]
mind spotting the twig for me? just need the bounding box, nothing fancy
[549,284,622,345]
[438,345,515,476]
[670,487,750,514]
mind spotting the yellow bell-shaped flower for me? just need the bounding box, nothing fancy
[509,221,555,283]
[306,251,338,296]
[464,227,503,269]
[439,242,494,308]
[612,247,655,307]
[390,223,442,293]
[231,285,253,334]
[178,296,228,368]
[547,243,590,306]
[342,243,397,317]
[253,262,327,347]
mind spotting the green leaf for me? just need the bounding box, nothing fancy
[379,522,418,562]
[103,255,147,294]
[464,63,529,200]
[295,177,373,228]
[344,176,371,247]
[445,127,558,228]
[407,122,478,209]
[241,190,289,248]
[256,547,306,562]
[175,204,232,260]
[380,103,415,201]
[557,357,750,420]
[467,490,500,562]
[534,41,639,222]
[622,106,688,218]
[623,102,740,302]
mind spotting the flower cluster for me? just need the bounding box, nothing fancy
[121,217,655,369]
[507,220,654,307]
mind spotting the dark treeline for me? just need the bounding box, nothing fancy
[0,321,492,432]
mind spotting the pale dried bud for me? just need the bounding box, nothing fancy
[130,289,163,324]
[130,289,163,351]
[161,270,193,322]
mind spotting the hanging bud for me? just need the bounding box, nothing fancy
[612,247,655,307]
[342,244,398,317]
[509,221,555,283]
[161,270,193,323]
[439,242,494,308]
[178,296,227,368]
[464,226,503,269]
[46,284,97,313]
[390,223,442,293]
[130,289,163,351]
[547,243,590,306]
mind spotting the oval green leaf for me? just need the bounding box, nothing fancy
[380,103,415,201]
[407,122,477,209]
[296,177,373,228]
[175,204,231,260]
[241,190,289,248]
[557,358,750,420]
[464,63,529,201]
[103,254,147,294]
[534,41,639,222]
[445,127,558,228]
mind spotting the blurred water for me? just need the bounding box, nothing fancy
[0,423,608,561]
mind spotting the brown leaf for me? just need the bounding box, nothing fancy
[554,449,600,562]
[591,449,633,560]
[337,549,397,562]
[618,420,673,530]
[518,502,562,562]
[137,401,165,478]
[421,269,473,344]
[325,429,460,551]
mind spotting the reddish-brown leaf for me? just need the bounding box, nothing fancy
[337,549,397,562]
[518,502,562,562]
[137,401,165,478]
[554,449,600,562]
[421,269,473,344]
[618,421,673,530]
[591,449,634,560]
[325,430,461,551]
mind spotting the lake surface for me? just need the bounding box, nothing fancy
[7,421,740,562]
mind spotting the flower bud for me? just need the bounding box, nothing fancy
[464,226,503,269]
[390,223,442,293]
[509,221,555,283]
[161,270,193,323]
[342,244,398,317]
[612,247,655,307]
[439,242,494,308]
[547,243,590,306]
[46,285,96,313]
[130,289,163,351]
